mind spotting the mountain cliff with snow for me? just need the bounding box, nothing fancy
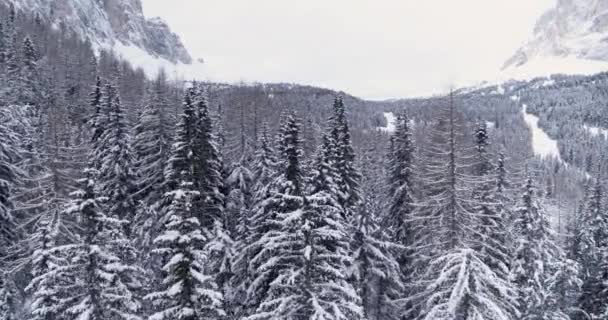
[503,0,608,73]
[5,0,191,64]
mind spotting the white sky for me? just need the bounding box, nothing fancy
[142,0,555,99]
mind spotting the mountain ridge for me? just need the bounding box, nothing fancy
[4,0,192,64]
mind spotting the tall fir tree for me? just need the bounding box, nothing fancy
[145,88,224,320]
[571,172,608,319]
[96,81,138,236]
[329,96,362,219]
[59,168,141,320]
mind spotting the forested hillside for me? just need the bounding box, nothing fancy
[0,3,606,320]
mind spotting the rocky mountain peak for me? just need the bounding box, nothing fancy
[503,0,608,69]
[6,0,192,64]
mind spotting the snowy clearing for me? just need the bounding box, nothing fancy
[583,124,608,139]
[522,104,562,161]
[377,112,396,133]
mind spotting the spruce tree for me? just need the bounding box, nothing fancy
[132,71,174,259]
[60,168,141,320]
[471,121,511,280]
[572,173,608,319]
[233,123,277,318]
[251,117,364,319]
[511,174,572,320]
[352,131,406,320]
[145,88,224,320]
[385,110,417,290]
[0,112,22,257]
[247,114,305,316]
[96,81,138,236]
[329,96,361,218]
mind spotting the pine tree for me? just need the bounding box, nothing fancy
[329,96,361,218]
[192,86,224,230]
[420,248,517,320]
[471,121,511,280]
[572,173,608,319]
[89,76,104,143]
[133,71,173,204]
[132,71,174,259]
[0,111,22,257]
[20,36,40,106]
[353,168,405,319]
[60,168,141,320]
[511,174,572,320]
[247,113,306,317]
[145,88,224,320]
[385,111,417,290]
[94,81,138,238]
[232,123,277,318]
[250,120,364,319]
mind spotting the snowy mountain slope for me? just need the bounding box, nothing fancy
[503,0,608,75]
[5,0,191,64]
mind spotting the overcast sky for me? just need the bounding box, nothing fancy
[142,0,555,99]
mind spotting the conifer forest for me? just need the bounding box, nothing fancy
[0,2,606,320]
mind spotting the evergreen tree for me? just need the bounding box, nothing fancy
[145,88,224,320]
[251,119,364,319]
[329,96,361,218]
[192,86,224,230]
[96,81,137,235]
[60,168,141,320]
[232,123,276,318]
[572,173,608,319]
[0,111,22,257]
[511,174,572,320]
[247,113,306,317]
[471,121,511,280]
[420,248,517,320]
[385,110,417,295]
[20,36,40,106]
[89,76,104,143]
[132,71,174,260]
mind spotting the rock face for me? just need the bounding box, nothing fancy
[504,0,608,69]
[6,0,192,64]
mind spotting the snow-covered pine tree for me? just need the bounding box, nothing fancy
[96,81,138,236]
[224,153,254,317]
[413,94,518,320]
[132,71,174,256]
[192,85,224,230]
[60,167,141,320]
[133,70,173,204]
[571,173,608,319]
[385,110,417,289]
[145,87,224,320]
[247,113,307,318]
[471,121,511,280]
[19,36,40,106]
[0,108,22,258]
[251,118,364,319]
[511,174,572,320]
[415,93,475,257]
[89,75,104,144]
[232,123,277,318]
[329,96,361,219]
[353,130,405,320]
[420,248,517,320]
[23,111,79,320]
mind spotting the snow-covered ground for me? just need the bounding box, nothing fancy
[522,104,562,161]
[377,112,396,133]
[583,124,608,139]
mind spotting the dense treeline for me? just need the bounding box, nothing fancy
[0,4,606,320]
